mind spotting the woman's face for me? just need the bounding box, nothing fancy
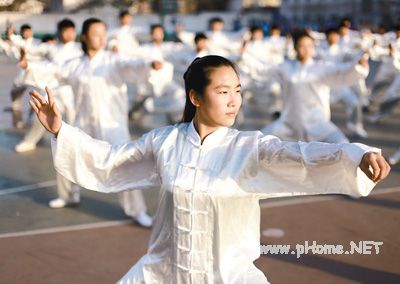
[327,32,339,45]
[83,22,107,51]
[252,29,264,41]
[194,66,242,128]
[295,36,315,62]
[120,14,132,26]
[21,28,33,39]
[151,27,164,43]
[60,27,76,43]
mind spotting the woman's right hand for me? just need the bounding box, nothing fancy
[29,87,62,136]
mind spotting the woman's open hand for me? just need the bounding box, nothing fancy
[29,87,62,135]
[359,152,391,183]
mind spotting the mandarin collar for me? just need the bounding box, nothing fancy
[84,49,105,66]
[121,25,130,31]
[186,120,229,148]
[298,58,314,67]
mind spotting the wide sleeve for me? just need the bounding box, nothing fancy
[114,56,151,83]
[241,134,380,199]
[9,34,25,49]
[0,38,19,60]
[23,60,68,89]
[255,63,284,84]
[26,42,54,60]
[315,60,369,87]
[51,122,160,193]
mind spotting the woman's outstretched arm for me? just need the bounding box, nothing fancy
[29,87,160,193]
[241,133,390,198]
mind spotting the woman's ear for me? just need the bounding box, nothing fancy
[189,89,201,107]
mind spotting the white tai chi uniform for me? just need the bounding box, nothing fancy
[369,41,400,120]
[206,30,243,57]
[108,24,140,57]
[51,121,378,283]
[167,47,210,85]
[238,39,283,112]
[264,35,287,65]
[7,34,43,125]
[260,58,369,143]
[107,24,145,117]
[317,42,366,134]
[15,41,82,195]
[20,41,82,143]
[0,37,20,58]
[374,71,400,117]
[136,42,186,119]
[25,50,151,217]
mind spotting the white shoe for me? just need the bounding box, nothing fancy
[134,211,153,228]
[389,150,400,165]
[347,123,368,138]
[49,198,79,209]
[15,141,36,153]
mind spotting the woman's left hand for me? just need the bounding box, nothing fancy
[359,152,391,183]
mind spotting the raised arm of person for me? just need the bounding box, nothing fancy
[8,33,25,49]
[0,37,18,59]
[239,132,390,198]
[24,41,55,60]
[113,55,161,84]
[29,87,160,193]
[253,61,284,83]
[316,53,370,87]
[18,54,70,90]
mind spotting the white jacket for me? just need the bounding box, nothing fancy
[51,121,378,283]
[260,59,368,141]
[26,50,150,142]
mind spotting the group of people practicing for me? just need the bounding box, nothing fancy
[0,10,394,283]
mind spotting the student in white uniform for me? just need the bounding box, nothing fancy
[239,26,282,117]
[22,18,155,227]
[205,17,242,57]
[28,54,390,283]
[0,34,19,59]
[108,10,140,57]
[338,21,361,51]
[337,22,371,110]
[135,24,186,123]
[13,20,83,209]
[260,30,369,143]
[108,10,145,124]
[368,30,400,123]
[175,22,195,48]
[168,32,210,85]
[6,23,42,128]
[14,18,82,153]
[318,28,368,138]
[369,29,400,104]
[7,23,44,60]
[265,25,288,65]
[368,70,400,122]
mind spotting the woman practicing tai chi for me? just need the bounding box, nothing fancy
[29,55,390,283]
[22,18,153,226]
